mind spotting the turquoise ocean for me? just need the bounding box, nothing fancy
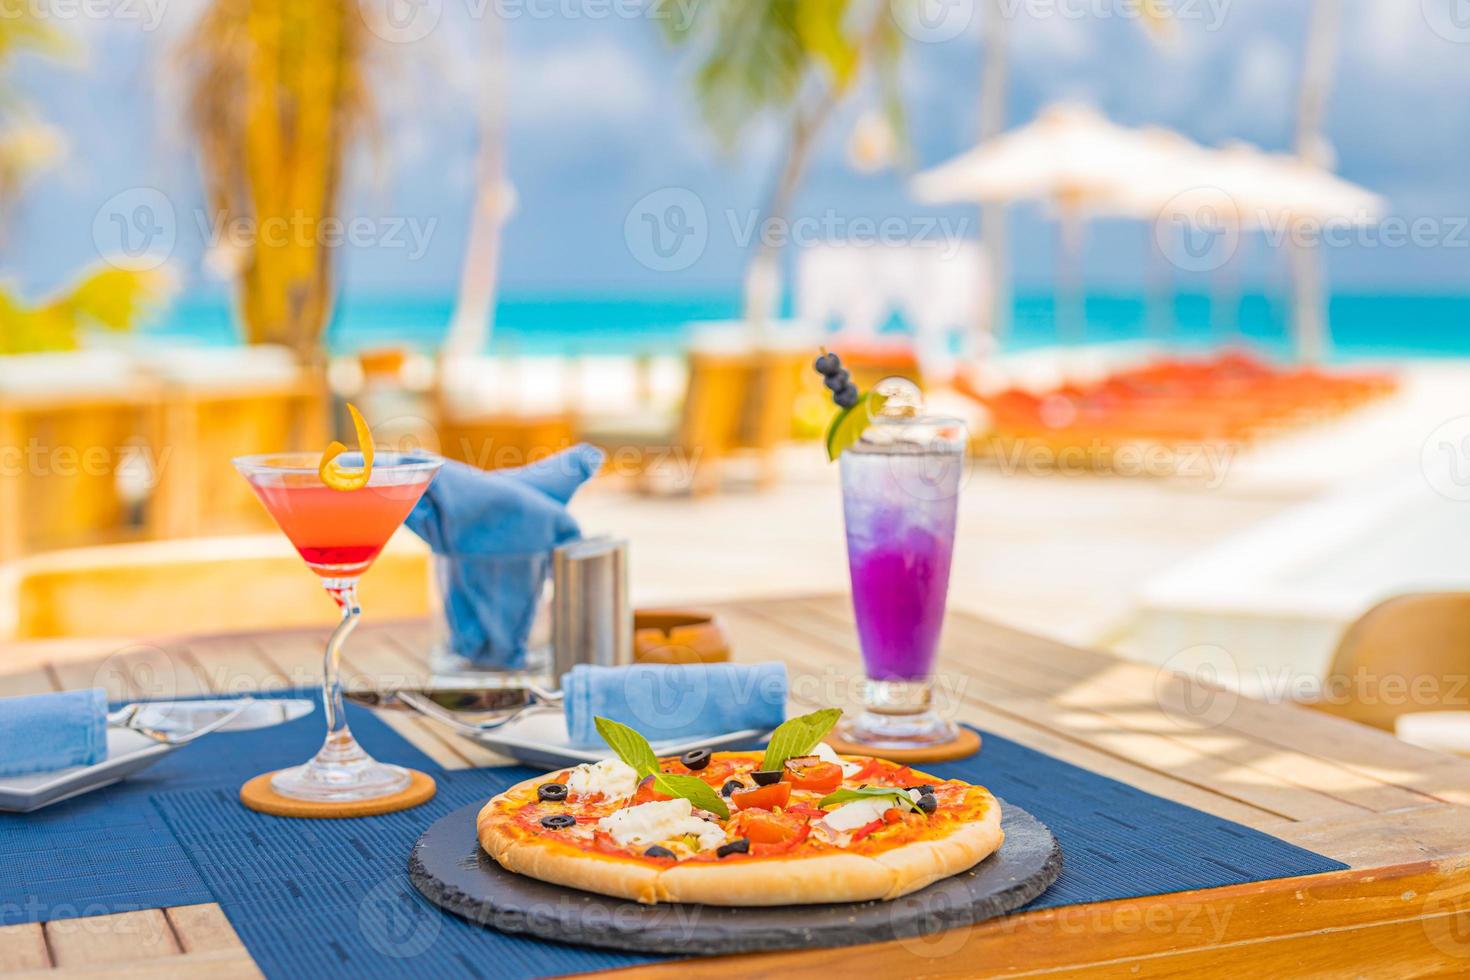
[140,291,1470,362]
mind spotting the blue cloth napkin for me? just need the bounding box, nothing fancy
[0,689,107,777]
[562,662,788,748]
[406,446,604,668]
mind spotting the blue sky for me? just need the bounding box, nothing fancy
[7,0,1470,303]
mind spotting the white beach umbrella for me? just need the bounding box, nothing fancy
[1132,141,1384,360]
[912,104,1204,211]
[1135,141,1384,229]
[912,104,1207,341]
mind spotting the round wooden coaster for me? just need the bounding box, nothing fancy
[240,768,436,819]
[825,725,981,764]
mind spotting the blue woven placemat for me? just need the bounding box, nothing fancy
[152,725,1346,979]
[0,692,440,927]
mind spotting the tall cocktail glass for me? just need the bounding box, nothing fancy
[233,451,444,802]
[839,415,965,747]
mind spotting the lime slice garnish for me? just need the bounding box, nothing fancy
[318,402,375,491]
[825,391,888,461]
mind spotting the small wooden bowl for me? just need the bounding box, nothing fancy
[633,610,731,665]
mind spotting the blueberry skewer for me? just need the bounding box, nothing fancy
[813,350,859,408]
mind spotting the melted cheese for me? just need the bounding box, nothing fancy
[819,796,892,833]
[565,758,639,801]
[812,741,864,778]
[597,798,727,851]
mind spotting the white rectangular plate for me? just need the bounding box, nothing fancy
[0,729,173,813]
[464,710,767,770]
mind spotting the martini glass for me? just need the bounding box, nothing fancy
[234,451,444,802]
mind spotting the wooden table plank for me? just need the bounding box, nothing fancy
[43,910,178,967]
[763,596,1467,810]
[0,924,49,972]
[763,598,1413,818]
[726,602,1351,821]
[10,949,263,980]
[164,904,247,955]
[711,605,1288,828]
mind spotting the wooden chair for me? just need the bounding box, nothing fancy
[736,349,805,490]
[148,376,328,540]
[0,384,163,562]
[1308,593,1470,733]
[0,533,430,641]
[581,351,755,494]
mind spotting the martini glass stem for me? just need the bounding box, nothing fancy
[321,578,360,750]
[268,573,410,800]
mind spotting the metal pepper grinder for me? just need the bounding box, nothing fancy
[550,536,632,686]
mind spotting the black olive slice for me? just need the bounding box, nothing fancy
[680,748,712,771]
[716,837,750,858]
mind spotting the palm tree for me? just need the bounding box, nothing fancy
[0,267,172,355]
[1291,0,1340,363]
[178,0,372,364]
[0,8,169,353]
[443,15,514,361]
[660,0,906,329]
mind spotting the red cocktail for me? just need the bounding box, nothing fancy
[235,450,443,802]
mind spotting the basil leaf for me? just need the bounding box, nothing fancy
[760,708,842,772]
[653,773,730,819]
[594,716,731,819]
[593,716,659,777]
[819,786,921,812]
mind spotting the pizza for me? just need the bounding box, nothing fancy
[475,711,1003,906]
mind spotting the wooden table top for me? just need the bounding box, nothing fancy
[3,594,1469,977]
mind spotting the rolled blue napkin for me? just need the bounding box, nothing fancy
[562,662,788,748]
[0,688,108,777]
[406,445,604,668]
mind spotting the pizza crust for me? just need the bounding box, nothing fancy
[476,773,1005,906]
[871,800,1004,899]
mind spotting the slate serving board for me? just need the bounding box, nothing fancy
[408,799,1062,955]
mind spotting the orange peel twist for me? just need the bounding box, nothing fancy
[318,402,375,491]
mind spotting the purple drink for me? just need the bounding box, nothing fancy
[839,418,964,746]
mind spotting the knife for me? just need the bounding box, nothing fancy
[346,684,562,736]
[107,698,315,746]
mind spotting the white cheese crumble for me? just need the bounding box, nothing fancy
[812,741,864,778]
[565,758,639,801]
[819,796,892,833]
[597,798,727,851]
